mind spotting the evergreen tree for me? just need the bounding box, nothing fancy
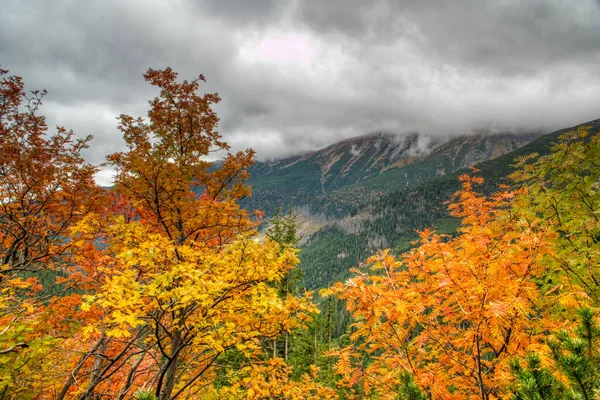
[395,371,430,400]
[510,355,567,400]
[265,209,303,360]
[511,308,600,400]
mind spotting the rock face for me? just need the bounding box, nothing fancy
[428,130,541,171]
[250,131,436,193]
[244,129,542,216]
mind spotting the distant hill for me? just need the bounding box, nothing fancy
[244,132,433,215]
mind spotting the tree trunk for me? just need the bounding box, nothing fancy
[82,334,109,400]
[327,298,333,348]
[159,330,182,400]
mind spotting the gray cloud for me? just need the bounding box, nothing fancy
[298,0,600,75]
[2,0,600,185]
[196,0,286,27]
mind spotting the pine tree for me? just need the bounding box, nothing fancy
[511,308,600,400]
[265,208,303,360]
[394,371,430,400]
[510,355,567,400]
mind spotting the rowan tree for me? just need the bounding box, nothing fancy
[507,127,600,399]
[330,173,554,399]
[510,126,600,310]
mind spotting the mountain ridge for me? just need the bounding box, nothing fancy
[244,128,543,217]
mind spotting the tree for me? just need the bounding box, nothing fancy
[510,308,600,400]
[265,209,303,360]
[0,68,104,397]
[330,173,554,399]
[0,69,101,277]
[266,208,300,249]
[77,68,316,399]
[511,126,600,309]
[507,127,600,400]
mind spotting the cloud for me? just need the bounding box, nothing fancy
[1,0,600,173]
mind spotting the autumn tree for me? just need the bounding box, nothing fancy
[75,68,316,399]
[0,68,104,397]
[510,126,600,309]
[330,172,554,399]
[506,126,600,399]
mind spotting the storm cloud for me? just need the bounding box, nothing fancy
[2,0,600,184]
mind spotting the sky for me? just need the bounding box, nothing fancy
[2,0,600,185]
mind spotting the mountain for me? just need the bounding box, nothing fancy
[354,129,540,191]
[244,128,542,217]
[244,132,431,215]
[297,118,600,290]
[250,131,434,192]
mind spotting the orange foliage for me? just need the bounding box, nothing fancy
[0,67,315,400]
[0,68,107,396]
[331,173,556,399]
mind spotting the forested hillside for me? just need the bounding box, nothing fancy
[296,118,600,290]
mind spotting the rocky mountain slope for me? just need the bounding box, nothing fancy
[244,128,542,217]
[247,131,432,194]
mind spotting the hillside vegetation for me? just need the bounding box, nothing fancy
[295,118,600,290]
[2,67,600,399]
